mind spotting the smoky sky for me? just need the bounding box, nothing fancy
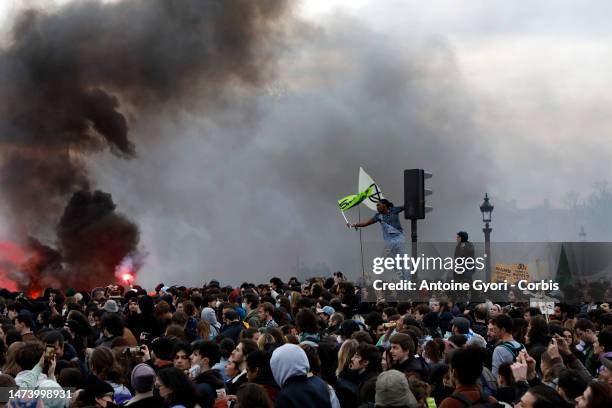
[88,16,497,287]
[0,0,290,237]
[92,8,612,287]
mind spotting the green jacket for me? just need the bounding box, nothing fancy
[245,310,260,329]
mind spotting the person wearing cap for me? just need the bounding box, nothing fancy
[103,299,120,314]
[270,344,332,408]
[375,369,418,408]
[316,306,335,324]
[123,363,164,407]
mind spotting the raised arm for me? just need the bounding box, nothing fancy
[348,218,377,229]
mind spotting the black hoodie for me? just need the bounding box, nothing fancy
[194,369,225,408]
[336,368,379,408]
[393,355,430,380]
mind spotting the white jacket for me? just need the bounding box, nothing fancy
[14,362,67,408]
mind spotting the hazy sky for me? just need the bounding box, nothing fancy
[2,1,612,286]
[4,0,610,208]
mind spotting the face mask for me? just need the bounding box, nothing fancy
[275,303,281,308]
[215,301,221,308]
[241,303,247,310]
[189,365,201,378]
[288,295,292,302]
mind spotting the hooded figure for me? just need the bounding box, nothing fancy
[375,369,418,408]
[454,231,476,280]
[270,344,332,408]
[201,307,221,339]
[126,295,157,337]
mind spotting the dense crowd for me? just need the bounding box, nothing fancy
[0,273,610,408]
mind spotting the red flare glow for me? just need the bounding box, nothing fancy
[0,240,29,292]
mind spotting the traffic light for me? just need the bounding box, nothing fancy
[404,169,432,219]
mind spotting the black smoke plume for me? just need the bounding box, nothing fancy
[58,190,139,289]
[0,0,290,288]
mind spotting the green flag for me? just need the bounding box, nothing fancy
[338,185,376,212]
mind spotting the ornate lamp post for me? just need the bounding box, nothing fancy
[579,226,586,242]
[579,226,586,276]
[480,193,494,282]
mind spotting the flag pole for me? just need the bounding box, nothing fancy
[340,209,349,224]
[358,206,366,286]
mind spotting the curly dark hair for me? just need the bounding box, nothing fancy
[156,367,199,408]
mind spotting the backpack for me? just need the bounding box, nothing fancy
[478,371,496,399]
[498,341,525,360]
[450,392,503,408]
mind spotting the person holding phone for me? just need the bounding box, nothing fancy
[13,343,65,408]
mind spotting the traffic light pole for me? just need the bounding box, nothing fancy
[411,219,418,281]
[404,168,432,282]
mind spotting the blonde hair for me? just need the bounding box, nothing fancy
[336,339,359,376]
[289,291,302,315]
[197,320,210,340]
[563,318,576,337]
[257,333,276,350]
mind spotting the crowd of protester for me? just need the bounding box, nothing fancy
[0,273,610,408]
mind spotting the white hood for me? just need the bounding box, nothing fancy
[270,344,309,387]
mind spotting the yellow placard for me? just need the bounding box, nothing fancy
[492,263,530,284]
[512,263,530,282]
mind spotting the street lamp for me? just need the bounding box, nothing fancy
[579,226,586,276]
[579,226,586,242]
[480,193,494,282]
